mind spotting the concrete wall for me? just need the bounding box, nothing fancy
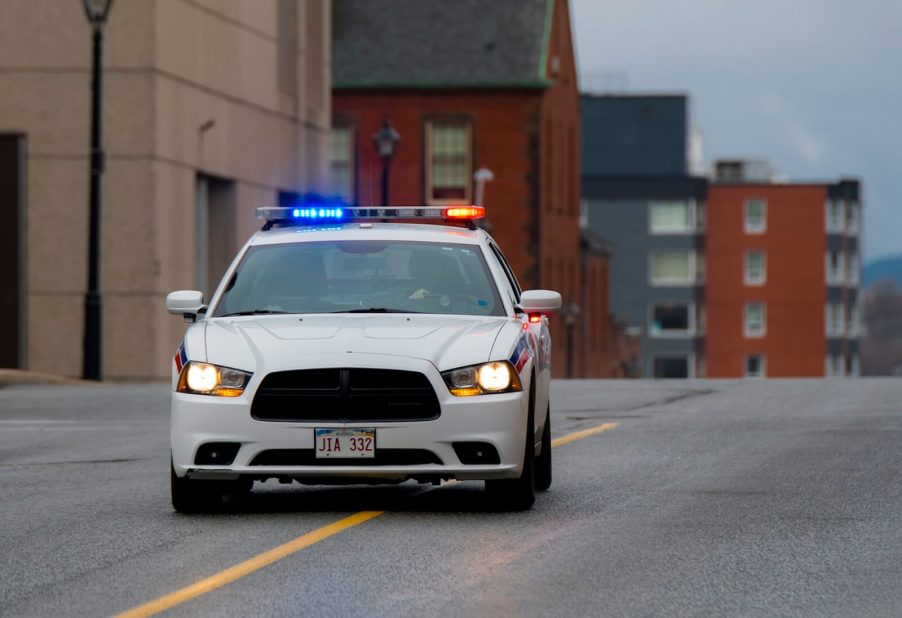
[0,0,331,379]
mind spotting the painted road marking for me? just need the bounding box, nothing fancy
[551,422,619,448]
[115,420,619,617]
[114,511,383,618]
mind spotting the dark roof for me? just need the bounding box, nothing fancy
[580,229,612,256]
[332,0,553,89]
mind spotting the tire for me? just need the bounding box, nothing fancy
[170,460,252,513]
[534,404,552,491]
[485,382,536,511]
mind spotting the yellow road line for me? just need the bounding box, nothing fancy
[116,420,618,617]
[114,511,383,618]
[551,421,618,448]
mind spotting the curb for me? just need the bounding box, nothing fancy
[0,369,101,387]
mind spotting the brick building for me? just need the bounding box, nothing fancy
[706,170,862,377]
[0,0,332,379]
[332,0,611,377]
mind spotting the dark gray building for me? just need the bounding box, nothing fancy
[581,94,707,377]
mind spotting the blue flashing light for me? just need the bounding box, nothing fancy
[290,207,344,220]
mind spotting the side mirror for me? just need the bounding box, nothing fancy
[517,289,562,315]
[166,290,206,323]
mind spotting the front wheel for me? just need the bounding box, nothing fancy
[171,461,252,513]
[534,404,552,491]
[485,386,536,510]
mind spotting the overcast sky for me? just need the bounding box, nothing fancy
[571,0,902,262]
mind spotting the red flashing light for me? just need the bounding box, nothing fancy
[528,313,542,324]
[443,206,485,220]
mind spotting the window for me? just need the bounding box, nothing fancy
[652,356,690,379]
[826,250,845,285]
[425,120,471,203]
[649,201,693,233]
[489,243,522,304]
[696,201,707,231]
[826,302,845,336]
[744,250,766,285]
[744,302,766,337]
[825,354,843,377]
[847,201,860,235]
[846,251,859,285]
[826,199,844,233]
[696,252,706,284]
[847,302,860,336]
[745,354,765,378]
[696,302,706,335]
[650,251,695,285]
[744,198,766,233]
[329,126,355,203]
[212,240,505,318]
[650,303,692,337]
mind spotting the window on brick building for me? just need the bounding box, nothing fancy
[826,199,844,233]
[826,302,845,336]
[330,125,355,203]
[846,251,859,285]
[826,250,845,285]
[425,119,471,204]
[650,251,695,285]
[744,250,766,285]
[825,354,843,377]
[745,354,765,378]
[744,198,767,233]
[744,302,766,337]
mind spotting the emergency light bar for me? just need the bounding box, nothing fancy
[256,205,485,228]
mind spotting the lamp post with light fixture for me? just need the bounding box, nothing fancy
[561,302,581,379]
[81,0,113,381]
[373,119,400,207]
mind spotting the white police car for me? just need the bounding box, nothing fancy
[166,205,561,512]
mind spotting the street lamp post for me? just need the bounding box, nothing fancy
[561,303,581,379]
[81,0,114,381]
[372,119,400,207]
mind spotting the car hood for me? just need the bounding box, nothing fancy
[203,314,510,372]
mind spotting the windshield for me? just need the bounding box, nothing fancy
[212,240,505,317]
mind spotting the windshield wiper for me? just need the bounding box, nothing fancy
[332,307,421,314]
[221,309,289,317]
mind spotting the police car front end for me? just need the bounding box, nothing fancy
[169,317,533,484]
[166,204,559,511]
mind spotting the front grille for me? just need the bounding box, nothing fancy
[251,368,440,422]
[249,449,443,466]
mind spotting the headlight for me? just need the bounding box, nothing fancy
[177,362,252,397]
[441,361,522,396]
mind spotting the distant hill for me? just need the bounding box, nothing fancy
[863,255,902,288]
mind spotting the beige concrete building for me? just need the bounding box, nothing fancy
[0,0,332,380]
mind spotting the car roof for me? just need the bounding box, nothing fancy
[249,222,489,247]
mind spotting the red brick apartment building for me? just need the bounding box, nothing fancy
[706,170,862,378]
[331,0,613,377]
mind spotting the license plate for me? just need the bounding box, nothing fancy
[314,428,376,459]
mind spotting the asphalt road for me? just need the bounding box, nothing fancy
[1,379,900,617]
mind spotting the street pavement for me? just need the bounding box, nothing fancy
[1,379,900,617]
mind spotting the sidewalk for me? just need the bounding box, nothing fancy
[0,369,98,387]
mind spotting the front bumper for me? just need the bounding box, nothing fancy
[171,360,529,483]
